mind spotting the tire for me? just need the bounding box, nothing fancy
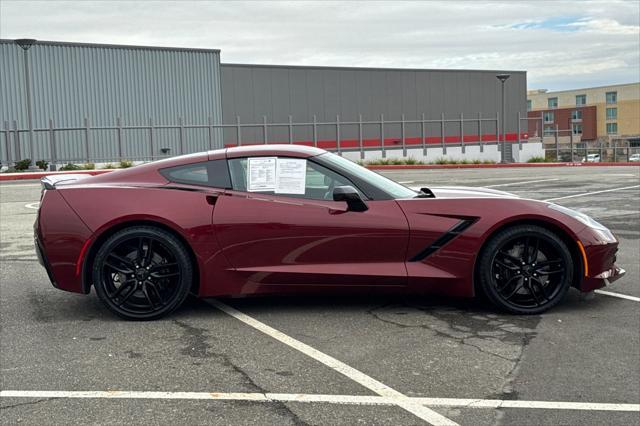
[92,226,193,320]
[477,224,573,315]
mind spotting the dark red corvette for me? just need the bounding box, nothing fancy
[35,145,625,320]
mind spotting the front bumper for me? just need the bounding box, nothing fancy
[598,266,626,284]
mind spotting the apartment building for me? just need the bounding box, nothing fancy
[527,82,640,146]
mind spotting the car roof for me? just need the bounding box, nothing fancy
[218,144,327,159]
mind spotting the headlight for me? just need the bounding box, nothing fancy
[548,204,615,241]
[548,204,609,230]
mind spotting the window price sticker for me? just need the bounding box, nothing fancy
[275,158,306,195]
[247,157,307,195]
[247,157,277,192]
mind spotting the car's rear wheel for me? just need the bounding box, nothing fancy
[92,226,192,320]
[477,225,573,314]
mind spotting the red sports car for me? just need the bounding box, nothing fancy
[35,145,625,320]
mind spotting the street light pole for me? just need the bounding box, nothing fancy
[496,73,510,163]
[15,39,37,165]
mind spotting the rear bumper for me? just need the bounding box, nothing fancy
[33,219,59,288]
[34,231,59,289]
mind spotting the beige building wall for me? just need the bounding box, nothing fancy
[528,83,640,140]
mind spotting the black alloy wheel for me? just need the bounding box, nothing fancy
[92,226,193,320]
[477,225,573,314]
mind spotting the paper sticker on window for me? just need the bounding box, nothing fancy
[276,158,306,195]
[247,157,277,192]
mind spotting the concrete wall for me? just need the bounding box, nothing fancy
[340,142,544,163]
[221,64,527,146]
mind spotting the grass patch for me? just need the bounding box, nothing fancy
[527,156,548,163]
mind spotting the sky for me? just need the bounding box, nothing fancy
[1,0,639,91]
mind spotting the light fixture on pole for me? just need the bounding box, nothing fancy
[15,39,37,168]
[496,73,510,163]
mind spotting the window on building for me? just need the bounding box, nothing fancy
[543,111,555,123]
[527,100,532,111]
[576,94,586,106]
[571,110,582,120]
[544,125,555,136]
[606,123,618,134]
[547,97,558,108]
[606,91,617,104]
[606,107,617,120]
[572,124,583,135]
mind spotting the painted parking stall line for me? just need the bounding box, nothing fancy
[595,290,640,302]
[207,299,458,426]
[2,391,638,413]
[544,185,640,202]
[485,178,559,188]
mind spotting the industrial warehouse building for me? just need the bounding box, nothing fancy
[1,39,528,166]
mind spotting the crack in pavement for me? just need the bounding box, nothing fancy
[366,302,539,425]
[173,319,310,426]
[1,398,54,410]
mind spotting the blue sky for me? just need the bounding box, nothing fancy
[1,1,639,91]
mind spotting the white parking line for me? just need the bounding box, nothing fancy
[25,202,40,210]
[544,185,640,202]
[485,178,558,188]
[208,299,458,425]
[0,183,41,188]
[595,290,640,302]
[399,181,415,184]
[2,391,638,413]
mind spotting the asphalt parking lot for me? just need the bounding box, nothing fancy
[1,165,639,425]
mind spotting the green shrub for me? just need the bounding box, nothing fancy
[59,163,82,171]
[15,159,31,171]
[36,160,49,170]
[83,163,95,170]
[119,160,134,168]
[103,163,116,169]
[404,157,424,165]
[527,156,547,163]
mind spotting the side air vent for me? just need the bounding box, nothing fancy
[409,219,475,262]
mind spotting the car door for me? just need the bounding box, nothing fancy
[213,155,410,290]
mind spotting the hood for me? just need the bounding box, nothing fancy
[423,186,518,199]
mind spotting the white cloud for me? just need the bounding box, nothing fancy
[1,0,638,90]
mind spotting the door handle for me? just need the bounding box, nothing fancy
[206,194,219,206]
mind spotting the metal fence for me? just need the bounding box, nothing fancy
[1,112,525,167]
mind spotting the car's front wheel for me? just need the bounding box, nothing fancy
[92,226,193,320]
[477,224,573,314]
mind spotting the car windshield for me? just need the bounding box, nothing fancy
[318,153,418,199]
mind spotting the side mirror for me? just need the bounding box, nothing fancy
[333,186,368,212]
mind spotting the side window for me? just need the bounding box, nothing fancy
[300,161,359,200]
[228,157,362,201]
[160,159,231,188]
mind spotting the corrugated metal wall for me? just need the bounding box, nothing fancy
[1,40,223,163]
[220,64,527,144]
